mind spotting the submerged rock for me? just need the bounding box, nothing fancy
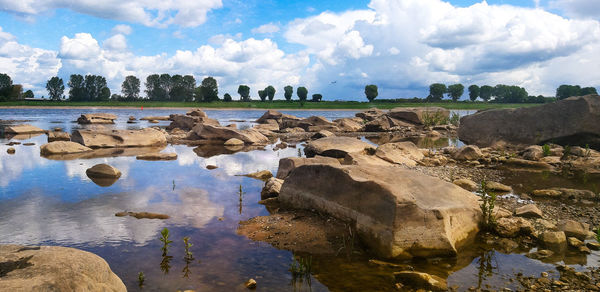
[394,271,447,291]
[3,124,45,134]
[304,136,374,158]
[279,164,482,259]
[459,95,600,149]
[77,113,117,124]
[0,244,126,291]
[115,211,170,219]
[135,152,177,161]
[72,128,167,148]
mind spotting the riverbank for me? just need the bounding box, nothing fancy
[0,100,542,110]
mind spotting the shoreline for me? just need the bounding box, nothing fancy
[0,105,363,111]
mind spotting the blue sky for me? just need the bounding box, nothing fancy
[0,0,599,100]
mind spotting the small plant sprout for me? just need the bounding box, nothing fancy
[596,228,600,243]
[138,271,144,288]
[477,179,497,230]
[562,145,571,159]
[160,228,173,255]
[449,112,460,127]
[542,144,551,157]
[584,144,591,158]
[183,236,193,260]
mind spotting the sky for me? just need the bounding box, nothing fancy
[0,0,599,100]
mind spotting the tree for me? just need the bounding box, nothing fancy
[556,85,598,99]
[428,83,446,101]
[46,76,64,101]
[23,90,34,99]
[479,85,493,101]
[297,86,308,101]
[238,85,250,101]
[68,74,86,101]
[121,75,140,101]
[468,85,480,101]
[312,94,322,102]
[364,84,378,102]
[447,84,464,102]
[198,77,219,102]
[158,74,172,101]
[170,74,186,101]
[284,85,293,101]
[182,75,196,102]
[145,74,162,100]
[258,89,267,101]
[492,84,527,103]
[99,87,111,101]
[0,73,12,98]
[266,85,276,101]
[581,87,598,95]
[223,93,232,102]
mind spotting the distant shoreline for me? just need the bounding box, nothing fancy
[0,105,360,111]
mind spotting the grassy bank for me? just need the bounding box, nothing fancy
[0,100,543,110]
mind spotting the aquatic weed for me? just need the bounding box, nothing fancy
[183,236,193,260]
[138,271,144,288]
[159,228,173,255]
[477,179,497,230]
[422,110,448,127]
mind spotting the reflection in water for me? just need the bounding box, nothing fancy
[476,250,498,289]
[290,255,313,292]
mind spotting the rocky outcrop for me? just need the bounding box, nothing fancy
[40,141,92,156]
[375,141,424,167]
[3,124,45,134]
[388,107,450,125]
[71,128,167,148]
[77,113,117,124]
[0,245,126,292]
[192,124,268,144]
[256,109,283,123]
[355,108,384,121]
[276,156,341,179]
[459,95,600,149]
[304,137,374,158]
[279,164,482,259]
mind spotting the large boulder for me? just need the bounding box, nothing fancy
[77,113,117,124]
[3,124,45,134]
[355,108,385,121]
[40,141,92,156]
[186,108,208,118]
[334,118,363,132]
[279,164,482,259]
[167,114,220,131]
[72,128,167,148]
[452,145,483,161]
[86,164,121,179]
[458,95,600,148]
[276,156,341,179]
[0,245,126,291]
[363,115,411,132]
[304,137,374,158]
[256,109,283,123]
[388,107,450,125]
[375,141,424,167]
[192,124,268,144]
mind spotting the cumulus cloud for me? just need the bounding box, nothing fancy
[0,0,223,28]
[550,0,600,19]
[111,24,132,35]
[251,23,280,34]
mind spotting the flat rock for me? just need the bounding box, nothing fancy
[453,178,478,192]
[494,217,533,237]
[192,124,268,145]
[115,211,170,219]
[3,124,45,134]
[279,164,482,259]
[557,219,589,240]
[304,136,374,158]
[86,164,122,179]
[47,131,70,142]
[224,138,245,146]
[486,181,512,192]
[135,152,177,161]
[77,113,117,124]
[256,109,283,123]
[276,156,341,179]
[0,245,126,291]
[504,158,554,171]
[243,170,273,181]
[394,271,447,291]
[375,141,424,167]
[167,114,220,131]
[539,231,567,250]
[72,128,167,148]
[186,109,208,118]
[334,118,363,132]
[522,145,543,161]
[388,107,450,125]
[40,141,92,156]
[515,204,543,219]
[312,130,334,139]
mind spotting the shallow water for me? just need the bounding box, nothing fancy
[0,108,597,291]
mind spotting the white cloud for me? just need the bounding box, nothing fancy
[111,24,132,35]
[0,0,223,28]
[103,34,128,51]
[251,23,280,34]
[550,0,600,19]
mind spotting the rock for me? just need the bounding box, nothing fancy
[243,170,273,181]
[128,116,136,121]
[245,278,257,289]
[539,231,567,250]
[458,95,600,149]
[23,142,35,146]
[276,156,341,179]
[515,204,543,219]
[531,188,596,201]
[40,141,93,156]
[77,113,117,124]
[375,141,424,167]
[334,118,363,132]
[453,179,478,192]
[254,123,279,132]
[522,145,544,161]
[3,124,45,134]
[115,211,170,219]
[363,115,411,132]
[486,181,512,192]
[186,109,208,118]
[452,145,483,161]
[343,151,394,167]
[567,237,584,248]
[192,124,268,145]
[47,131,70,142]
[206,165,218,170]
[136,153,177,161]
[495,217,533,237]
[140,116,169,121]
[540,156,562,164]
[224,138,245,146]
[355,108,385,121]
[304,137,374,158]
[7,147,15,154]
[86,164,122,179]
[388,107,450,125]
[493,207,513,219]
[261,178,283,200]
[531,189,563,198]
[72,128,167,148]
[256,109,283,123]
[312,130,334,139]
[0,245,126,291]
[168,114,220,131]
[281,127,305,133]
[279,164,482,259]
[557,219,589,240]
[586,242,600,250]
[148,120,159,123]
[504,158,554,171]
[394,271,447,291]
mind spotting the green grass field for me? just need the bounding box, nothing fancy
[0,100,543,110]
